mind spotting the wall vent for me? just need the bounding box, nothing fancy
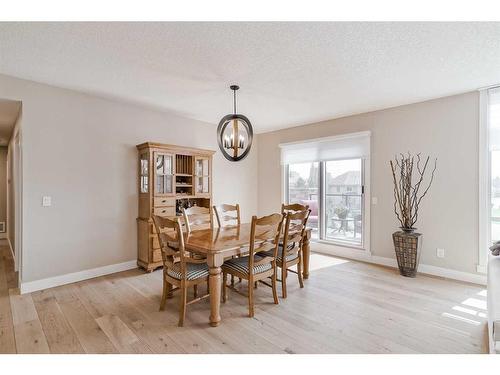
[0,222,5,233]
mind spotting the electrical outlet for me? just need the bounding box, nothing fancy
[436,248,445,258]
[42,196,52,207]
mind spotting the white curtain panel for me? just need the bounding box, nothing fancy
[489,87,500,151]
[279,131,371,165]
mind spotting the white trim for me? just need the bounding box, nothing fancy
[478,89,489,272]
[313,242,487,285]
[20,260,138,294]
[478,83,500,91]
[477,264,487,274]
[363,156,371,255]
[278,131,371,148]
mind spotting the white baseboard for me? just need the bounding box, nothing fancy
[20,260,138,294]
[313,242,487,286]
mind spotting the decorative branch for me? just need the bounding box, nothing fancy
[389,153,437,230]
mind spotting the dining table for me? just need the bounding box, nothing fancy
[183,223,312,326]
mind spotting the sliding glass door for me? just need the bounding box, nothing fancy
[286,158,365,247]
[323,159,363,246]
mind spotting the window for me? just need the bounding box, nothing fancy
[282,132,370,250]
[479,88,500,271]
[490,90,500,243]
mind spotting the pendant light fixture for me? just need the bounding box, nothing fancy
[217,85,253,162]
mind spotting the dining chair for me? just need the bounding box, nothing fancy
[262,209,310,298]
[214,203,242,285]
[182,206,214,233]
[221,213,283,317]
[280,203,309,250]
[181,206,213,297]
[152,215,210,327]
[281,202,309,215]
[213,204,241,227]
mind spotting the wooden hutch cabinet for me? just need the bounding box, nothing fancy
[136,142,215,272]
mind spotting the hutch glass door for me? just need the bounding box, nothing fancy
[195,158,210,195]
[155,153,174,195]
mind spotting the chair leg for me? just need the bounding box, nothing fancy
[160,278,169,311]
[271,272,279,305]
[254,281,258,289]
[297,257,304,289]
[248,280,255,317]
[193,284,198,298]
[178,285,187,327]
[222,272,227,303]
[282,267,288,299]
[231,274,235,286]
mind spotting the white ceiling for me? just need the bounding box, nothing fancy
[0,99,20,146]
[1,22,500,133]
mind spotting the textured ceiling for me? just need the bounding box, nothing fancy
[1,22,500,133]
[0,99,20,146]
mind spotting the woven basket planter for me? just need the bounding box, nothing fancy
[392,231,422,277]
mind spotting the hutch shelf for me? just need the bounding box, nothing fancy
[136,142,215,272]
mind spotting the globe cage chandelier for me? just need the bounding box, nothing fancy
[217,85,253,162]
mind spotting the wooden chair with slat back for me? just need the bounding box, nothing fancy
[281,203,309,216]
[182,206,214,233]
[152,215,210,327]
[213,204,241,227]
[213,203,242,286]
[280,202,309,254]
[272,209,311,298]
[181,206,213,297]
[221,213,283,317]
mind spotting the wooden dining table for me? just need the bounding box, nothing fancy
[184,223,312,326]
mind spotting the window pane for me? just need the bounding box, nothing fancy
[196,160,203,176]
[491,91,500,244]
[140,176,148,193]
[287,162,319,239]
[324,159,362,245]
[492,151,500,242]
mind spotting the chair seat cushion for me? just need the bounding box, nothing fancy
[167,262,209,280]
[279,241,295,251]
[261,247,299,263]
[222,255,272,275]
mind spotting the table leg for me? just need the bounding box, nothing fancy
[208,264,222,327]
[302,233,310,280]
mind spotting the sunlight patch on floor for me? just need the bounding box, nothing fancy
[477,289,487,297]
[309,253,349,272]
[461,297,487,310]
[441,312,481,326]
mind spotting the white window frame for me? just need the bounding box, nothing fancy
[280,134,371,255]
[479,88,494,273]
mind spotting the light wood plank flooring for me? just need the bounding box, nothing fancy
[0,244,488,353]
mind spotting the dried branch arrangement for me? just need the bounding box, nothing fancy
[389,153,437,230]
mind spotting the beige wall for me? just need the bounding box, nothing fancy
[0,74,258,283]
[257,92,480,275]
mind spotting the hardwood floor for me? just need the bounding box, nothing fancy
[0,243,488,353]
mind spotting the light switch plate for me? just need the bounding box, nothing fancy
[372,197,378,205]
[42,196,52,207]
